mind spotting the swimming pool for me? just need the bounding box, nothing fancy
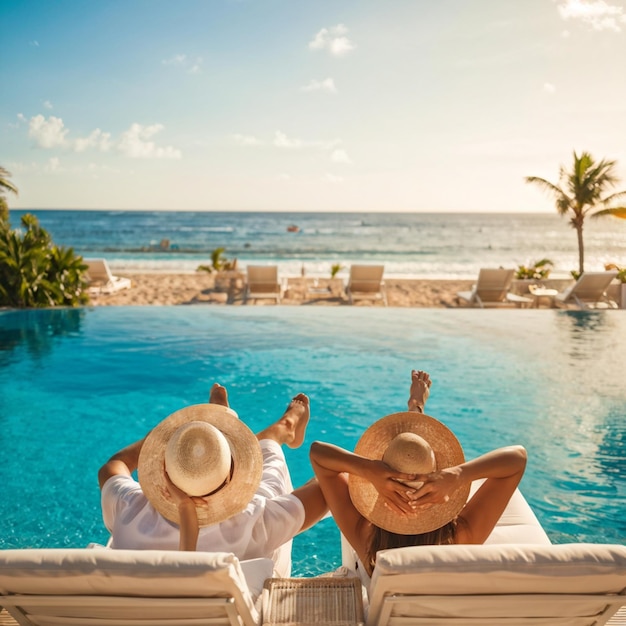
[1,307,624,575]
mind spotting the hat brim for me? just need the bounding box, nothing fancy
[348,411,470,535]
[138,403,263,527]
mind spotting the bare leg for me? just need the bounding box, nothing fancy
[408,370,431,413]
[256,393,310,448]
[209,383,229,407]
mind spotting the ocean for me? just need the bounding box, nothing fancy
[9,209,626,279]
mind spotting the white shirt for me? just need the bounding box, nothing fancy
[101,439,304,577]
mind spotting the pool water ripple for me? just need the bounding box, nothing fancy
[1,307,625,576]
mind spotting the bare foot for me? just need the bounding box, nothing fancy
[209,383,229,407]
[281,393,310,448]
[256,393,310,448]
[408,370,431,413]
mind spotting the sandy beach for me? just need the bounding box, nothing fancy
[89,273,475,307]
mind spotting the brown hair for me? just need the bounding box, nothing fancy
[364,518,459,576]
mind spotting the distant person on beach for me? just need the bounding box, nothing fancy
[309,370,527,580]
[98,384,327,576]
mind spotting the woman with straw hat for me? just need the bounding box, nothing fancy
[98,383,327,577]
[309,370,527,580]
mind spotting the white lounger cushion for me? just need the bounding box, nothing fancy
[480,483,552,545]
[0,548,273,626]
[368,543,626,625]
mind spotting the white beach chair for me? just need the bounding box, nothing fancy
[0,549,272,626]
[366,543,626,625]
[457,268,532,308]
[553,271,619,309]
[245,265,284,303]
[84,258,132,295]
[334,487,626,625]
[345,265,387,306]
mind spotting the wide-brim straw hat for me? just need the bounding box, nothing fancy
[138,403,263,527]
[348,411,470,535]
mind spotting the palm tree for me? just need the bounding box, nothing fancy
[0,166,18,196]
[525,151,626,275]
[0,166,19,223]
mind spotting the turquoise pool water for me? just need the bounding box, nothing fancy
[1,307,624,575]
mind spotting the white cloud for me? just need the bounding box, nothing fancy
[29,40,39,47]
[330,148,352,164]
[276,173,291,181]
[274,130,341,150]
[274,131,303,149]
[187,60,203,74]
[543,82,557,93]
[74,129,112,153]
[118,123,182,159]
[24,114,180,159]
[163,54,187,66]
[43,100,53,110]
[301,78,337,94]
[556,0,626,32]
[309,24,355,56]
[29,115,68,148]
[232,133,262,146]
[324,173,344,183]
[162,53,203,74]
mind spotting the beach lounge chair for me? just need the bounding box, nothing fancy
[345,265,387,306]
[366,543,626,625]
[457,268,532,308]
[245,265,284,303]
[84,258,132,295]
[0,549,272,626]
[340,486,552,582]
[553,271,619,309]
[336,486,626,625]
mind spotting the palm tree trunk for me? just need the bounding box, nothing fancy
[576,224,585,275]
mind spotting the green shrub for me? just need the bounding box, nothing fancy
[514,258,553,280]
[605,263,626,283]
[197,247,238,273]
[0,213,89,308]
[330,263,344,278]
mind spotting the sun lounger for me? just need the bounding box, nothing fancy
[345,265,387,306]
[84,258,132,295]
[0,549,272,626]
[457,268,532,308]
[553,271,619,309]
[245,265,284,303]
[341,486,552,582]
[367,543,626,625]
[350,486,626,625]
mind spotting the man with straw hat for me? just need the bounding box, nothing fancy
[310,369,527,583]
[98,383,327,577]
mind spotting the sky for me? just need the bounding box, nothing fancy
[2,0,626,213]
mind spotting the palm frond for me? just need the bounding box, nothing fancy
[591,207,626,219]
[0,166,18,196]
[601,189,626,205]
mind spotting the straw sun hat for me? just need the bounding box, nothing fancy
[138,403,263,527]
[348,412,470,535]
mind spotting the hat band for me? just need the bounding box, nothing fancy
[197,458,234,499]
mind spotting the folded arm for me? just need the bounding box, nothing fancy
[97,436,147,489]
[309,441,418,565]
[163,470,199,551]
[410,445,528,543]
